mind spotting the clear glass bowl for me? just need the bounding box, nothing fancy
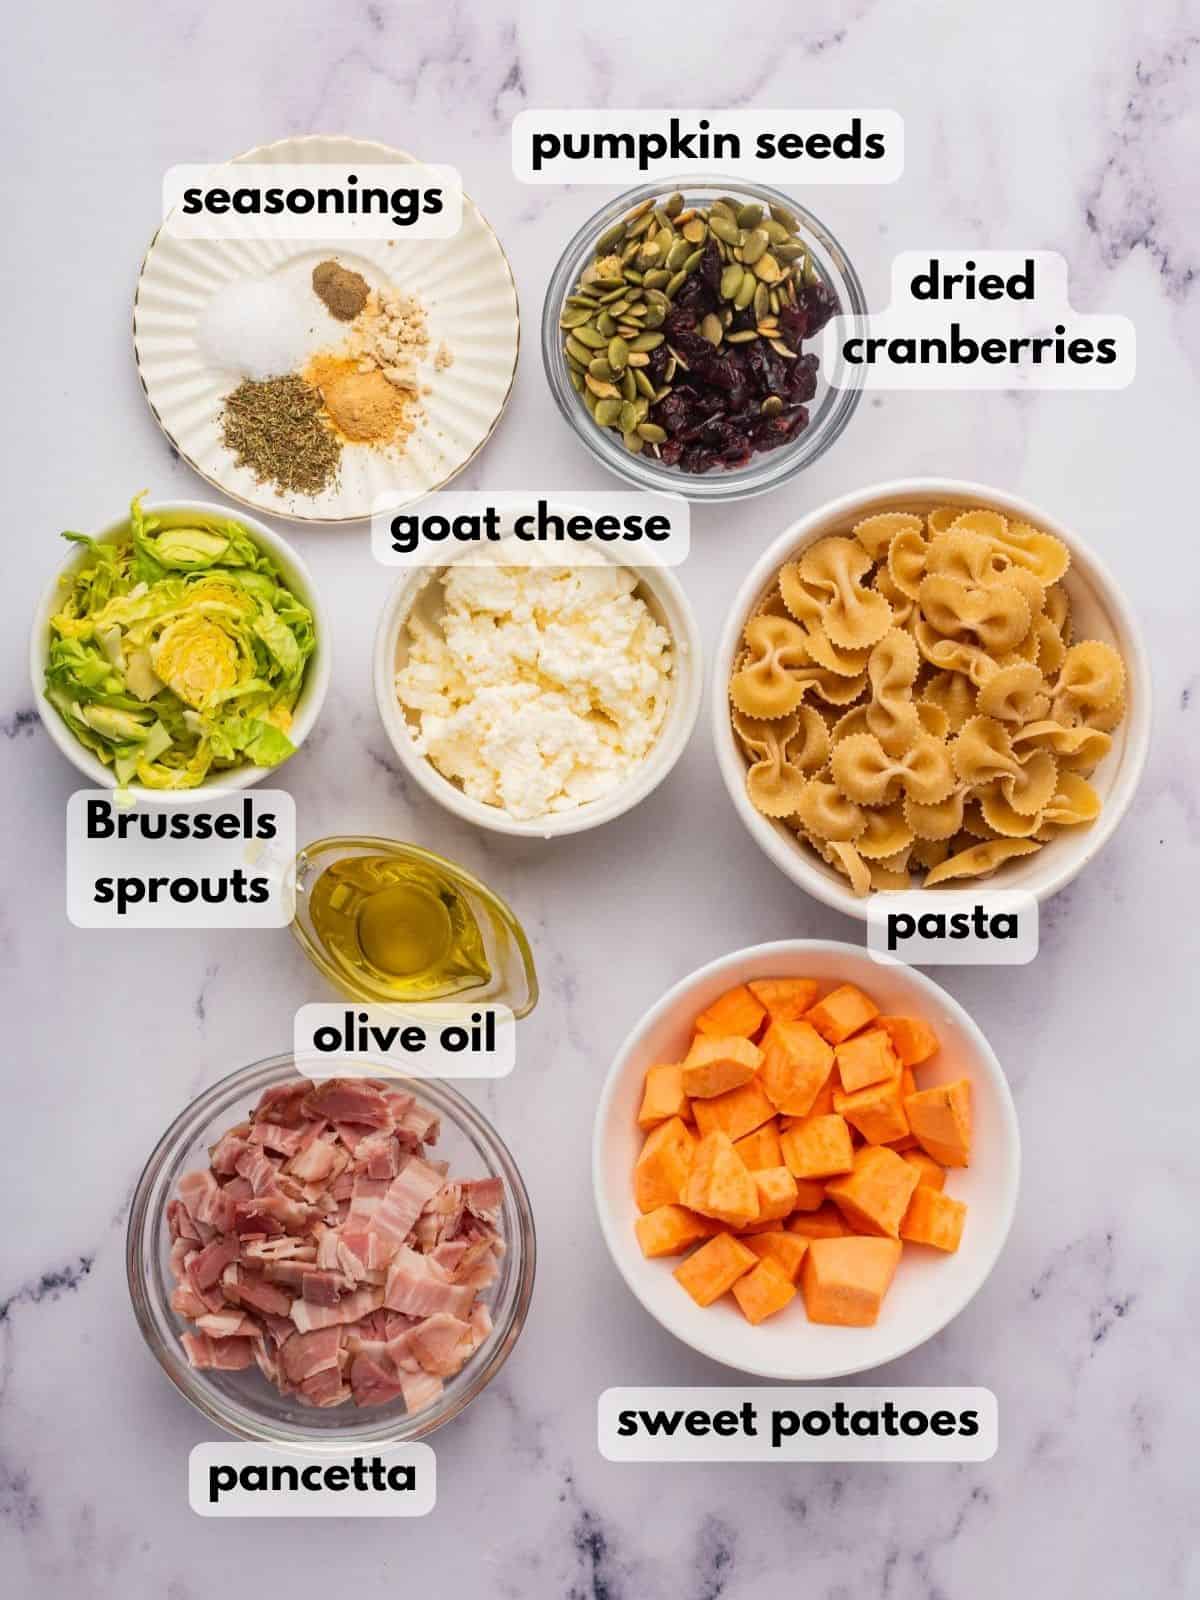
[541,177,867,502]
[127,1055,536,1450]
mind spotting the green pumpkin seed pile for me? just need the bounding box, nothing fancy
[559,192,822,456]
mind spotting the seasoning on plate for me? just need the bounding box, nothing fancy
[219,374,342,496]
[312,258,370,322]
[303,354,415,447]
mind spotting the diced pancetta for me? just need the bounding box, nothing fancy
[167,1077,503,1416]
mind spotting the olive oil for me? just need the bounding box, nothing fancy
[306,854,491,1002]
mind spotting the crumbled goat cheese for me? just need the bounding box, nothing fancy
[395,545,675,820]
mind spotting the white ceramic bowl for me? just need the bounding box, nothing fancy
[593,940,1020,1381]
[372,539,703,838]
[713,478,1151,920]
[31,499,331,799]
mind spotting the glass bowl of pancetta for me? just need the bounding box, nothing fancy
[127,1056,535,1447]
[712,479,1150,918]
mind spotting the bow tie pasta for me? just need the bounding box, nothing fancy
[728,503,1129,893]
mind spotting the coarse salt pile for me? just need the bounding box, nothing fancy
[198,275,336,381]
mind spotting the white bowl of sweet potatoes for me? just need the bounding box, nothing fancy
[592,941,1020,1380]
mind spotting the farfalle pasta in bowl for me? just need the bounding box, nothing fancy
[713,481,1149,917]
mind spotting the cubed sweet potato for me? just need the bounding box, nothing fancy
[673,1231,758,1307]
[904,1079,971,1166]
[833,1074,910,1146]
[637,1064,689,1130]
[732,1257,797,1325]
[759,1019,836,1116]
[792,1178,826,1212]
[825,1146,920,1238]
[694,984,767,1040]
[800,1235,903,1326]
[634,1204,717,1258]
[733,1120,783,1171]
[902,1150,946,1190]
[752,1166,799,1223]
[805,984,880,1045]
[835,1028,900,1093]
[788,1204,849,1239]
[634,1116,696,1213]
[743,1230,810,1281]
[682,1034,763,1099]
[900,1185,966,1251]
[692,1078,776,1143]
[779,1114,855,1180]
[876,1015,940,1067]
[747,978,820,1023]
[683,1132,760,1230]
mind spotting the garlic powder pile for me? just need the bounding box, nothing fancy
[395,544,675,820]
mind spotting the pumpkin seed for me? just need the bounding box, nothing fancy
[761,395,784,416]
[769,339,797,360]
[683,248,704,273]
[566,292,599,308]
[559,306,593,329]
[753,283,771,321]
[735,202,764,229]
[769,203,799,230]
[741,227,770,265]
[588,357,615,381]
[583,388,598,416]
[622,429,643,453]
[726,329,759,343]
[762,218,791,244]
[568,368,584,393]
[595,222,627,254]
[594,397,623,427]
[628,210,656,238]
[625,198,654,220]
[619,400,639,433]
[637,242,662,268]
[585,373,620,398]
[634,370,656,398]
[608,336,629,371]
[626,351,650,367]
[643,269,671,290]
[653,384,671,402]
[681,217,707,244]
[629,330,664,352]
[709,214,740,246]
[734,273,757,310]
[596,310,616,337]
[774,242,807,263]
[665,269,687,297]
[624,268,644,285]
[664,192,684,217]
[565,335,592,365]
[573,324,606,350]
[720,263,744,300]
[708,199,735,220]
[621,370,637,401]
[642,304,665,328]
[666,238,691,271]
[637,422,667,442]
[753,252,782,283]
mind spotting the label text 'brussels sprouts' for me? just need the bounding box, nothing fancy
[66,790,295,928]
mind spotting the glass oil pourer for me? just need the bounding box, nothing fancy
[290,837,538,1017]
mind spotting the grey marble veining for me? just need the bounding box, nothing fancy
[2,1,1198,1596]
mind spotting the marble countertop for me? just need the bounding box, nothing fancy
[3,1,1197,1595]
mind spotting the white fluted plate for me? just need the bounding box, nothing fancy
[133,135,519,524]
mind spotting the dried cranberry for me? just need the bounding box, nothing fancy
[699,238,723,297]
[658,436,684,466]
[798,280,838,335]
[672,272,712,315]
[787,353,819,403]
[662,306,697,341]
[744,338,789,398]
[778,304,809,346]
[645,343,672,385]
